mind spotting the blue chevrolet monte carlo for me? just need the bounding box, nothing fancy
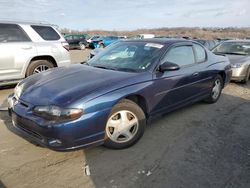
[8,39,232,151]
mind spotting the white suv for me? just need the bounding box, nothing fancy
[0,21,71,86]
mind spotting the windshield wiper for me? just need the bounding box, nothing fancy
[215,52,247,55]
[93,65,117,70]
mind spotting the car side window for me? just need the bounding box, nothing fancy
[193,43,206,63]
[31,25,60,41]
[0,23,30,42]
[162,45,195,67]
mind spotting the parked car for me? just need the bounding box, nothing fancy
[64,34,88,50]
[0,21,71,86]
[86,35,100,44]
[136,34,155,39]
[194,39,219,50]
[8,39,232,151]
[212,40,250,83]
[89,36,120,49]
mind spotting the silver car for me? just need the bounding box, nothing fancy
[212,40,250,83]
[0,21,71,86]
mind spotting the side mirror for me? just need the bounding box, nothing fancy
[159,62,180,72]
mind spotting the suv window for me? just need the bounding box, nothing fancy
[31,25,60,40]
[193,43,206,63]
[163,45,195,67]
[0,23,30,42]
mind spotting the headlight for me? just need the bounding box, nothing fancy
[14,84,23,99]
[33,105,83,121]
[231,63,242,68]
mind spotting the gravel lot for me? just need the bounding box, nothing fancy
[0,50,250,188]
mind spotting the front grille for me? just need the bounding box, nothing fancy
[13,114,43,141]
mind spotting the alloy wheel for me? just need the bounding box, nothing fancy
[33,65,50,74]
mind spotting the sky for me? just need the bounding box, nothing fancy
[0,0,249,30]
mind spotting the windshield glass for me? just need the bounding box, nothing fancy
[87,41,164,72]
[212,42,250,55]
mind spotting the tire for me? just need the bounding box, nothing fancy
[104,99,146,149]
[99,43,105,48]
[241,67,250,84]
[26,60,54,76]
[204,75,223,104]
[79,43,86,50]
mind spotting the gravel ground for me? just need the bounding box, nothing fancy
[0,50,250,188]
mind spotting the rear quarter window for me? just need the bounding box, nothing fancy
[193,43,207,63]
[31,25,60,41]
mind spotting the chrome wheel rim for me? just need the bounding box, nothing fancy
[212,79,221,100]
[106,110,139,143]
[33,65,49,74]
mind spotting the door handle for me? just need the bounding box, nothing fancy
[192,72,199,77]
[21,46,32,50]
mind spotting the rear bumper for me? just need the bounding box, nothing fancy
[8,95,110,151]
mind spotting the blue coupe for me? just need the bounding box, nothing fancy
[8,39,232,151]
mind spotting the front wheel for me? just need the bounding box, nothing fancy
[204,75,223,104]
[104,99,146,149]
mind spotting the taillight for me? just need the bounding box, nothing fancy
[62,42,69,51]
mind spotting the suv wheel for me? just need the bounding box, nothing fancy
[26,60,54,76]
[79,43,86,50]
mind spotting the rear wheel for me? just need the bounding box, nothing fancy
[104,99,146,149]
[204,75,223,104]
[79,43,86,50]
[26,60,54,76]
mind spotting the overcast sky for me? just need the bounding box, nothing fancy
[0,0,249,30]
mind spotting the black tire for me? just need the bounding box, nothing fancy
[241,67,250,84]
[104,99,146,149]
[26,60,54,76]
[79,43,86,50]
[204,75,223,104]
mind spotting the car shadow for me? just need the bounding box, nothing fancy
[0,180,7,188]
[82,92,250,188]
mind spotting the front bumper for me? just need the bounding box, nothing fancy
[7,94,110,151]
[231,66,248,81]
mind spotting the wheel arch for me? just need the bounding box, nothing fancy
[25,56,57,77]
[218,71,226,88]
[30,56,57,67]
[124,94,149,118]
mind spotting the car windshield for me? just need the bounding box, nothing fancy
[212,42,250,55]
[87,41,164,72]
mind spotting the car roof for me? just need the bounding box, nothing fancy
[123,38,188,45]
[222,40,250,43]
[0,20,57,27]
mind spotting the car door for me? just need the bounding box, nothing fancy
[150,43,203,114]
[0,23,36,81]
[192,43,214,95]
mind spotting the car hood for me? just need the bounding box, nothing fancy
[19,64,140,106]
[225,55,250,64]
